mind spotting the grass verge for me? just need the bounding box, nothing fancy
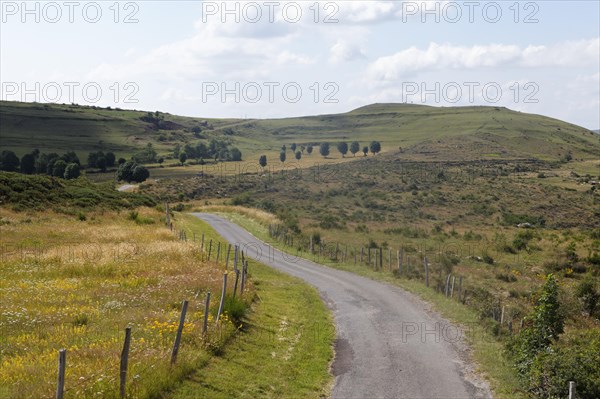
[166,213,335,399]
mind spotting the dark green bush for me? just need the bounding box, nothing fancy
[527,330,600,398]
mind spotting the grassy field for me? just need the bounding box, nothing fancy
[2,101,598,172]
[0,205,334,398]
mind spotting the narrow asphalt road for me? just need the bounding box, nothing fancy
[193,213,492,399]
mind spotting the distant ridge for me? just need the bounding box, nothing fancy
[0,100,598,162]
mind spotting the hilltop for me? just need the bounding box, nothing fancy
[1,101,598,164]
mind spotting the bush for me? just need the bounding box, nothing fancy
[513,230,535,251]
[527,330,600,398]
[575,276,599,317]
[508,274,564,378]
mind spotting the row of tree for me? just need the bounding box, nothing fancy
[258,141,382,167]
[0,149,149,182]
[173,138,242,165]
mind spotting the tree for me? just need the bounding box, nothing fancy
[295,151,302,161]
[337,142,348,158]
[280,151,286,164]
[362,146,369,156]
[63,151,80,165]
[87,151,101,168]
[319,142,330,158]
[158,157,164,165]
[118,158,126,165]
[179,152,187,165]
[96,156,107,172]
[64,163,81,180]
[131,165,150,183]
[105,152,116,167]
[52,160,67,177]
[117,161,135,182]
[259,155,267,169]
[20,153,36,174]
[370,141,381,155]
[281,144,287,152]
[230,147,242,161]
[350,141,360,157]
[290,143,297,152]
[117,161,149,183]
[0,151,20,172]
[173,144,181,159]
[306,145,313,155]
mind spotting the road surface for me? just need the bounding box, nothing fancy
[193,213,492,399]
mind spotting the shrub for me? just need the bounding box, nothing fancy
[508,274,564,378]
[575,276,599,317]
[483,253,495,265]
[496,272,517,282]
[527,330,600,398]
[513,230,535,250]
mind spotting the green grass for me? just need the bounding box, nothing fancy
[2,101,598,170]
[165,213,335,399]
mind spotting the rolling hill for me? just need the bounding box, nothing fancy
[0,100,598,163]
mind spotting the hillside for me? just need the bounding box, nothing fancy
[1,101,598,164]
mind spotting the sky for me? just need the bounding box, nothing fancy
[1,1,599,129]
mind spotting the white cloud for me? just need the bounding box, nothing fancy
[367,38,600,81]
[329,39,366,64]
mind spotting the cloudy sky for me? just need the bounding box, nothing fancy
[1,1,599,128]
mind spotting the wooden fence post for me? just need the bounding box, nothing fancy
[354,247,357,264]
[233,269,240,298]
[445,274,451,297]
[233,245,239,271]
[424,257,429,287]
[367,247,371,264]
[569,381,576,399]
[345,245,348,263]
[225,244,231,270]
[201,233,205,252]
[165,202,170,226]
[388,248,392,271]
[450,276,456,298]
[216,273,228,325]
[56,349,66,399]
[207,240,212,261]
[202,292,211,335]
[360,247,364,263]
[379,248,383,271]
[120,327,132,398]
[458,276,463,300]
[216,242,221,263]
[500,306,505,325]
[240,260,248,295]
[171,300,189,365]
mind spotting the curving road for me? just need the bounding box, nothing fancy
[193,213,492,399]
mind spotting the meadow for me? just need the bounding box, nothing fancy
[0,204,333,398]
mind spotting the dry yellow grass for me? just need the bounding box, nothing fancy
[0,207,245,398]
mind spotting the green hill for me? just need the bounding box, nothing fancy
[1,101,598,163]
